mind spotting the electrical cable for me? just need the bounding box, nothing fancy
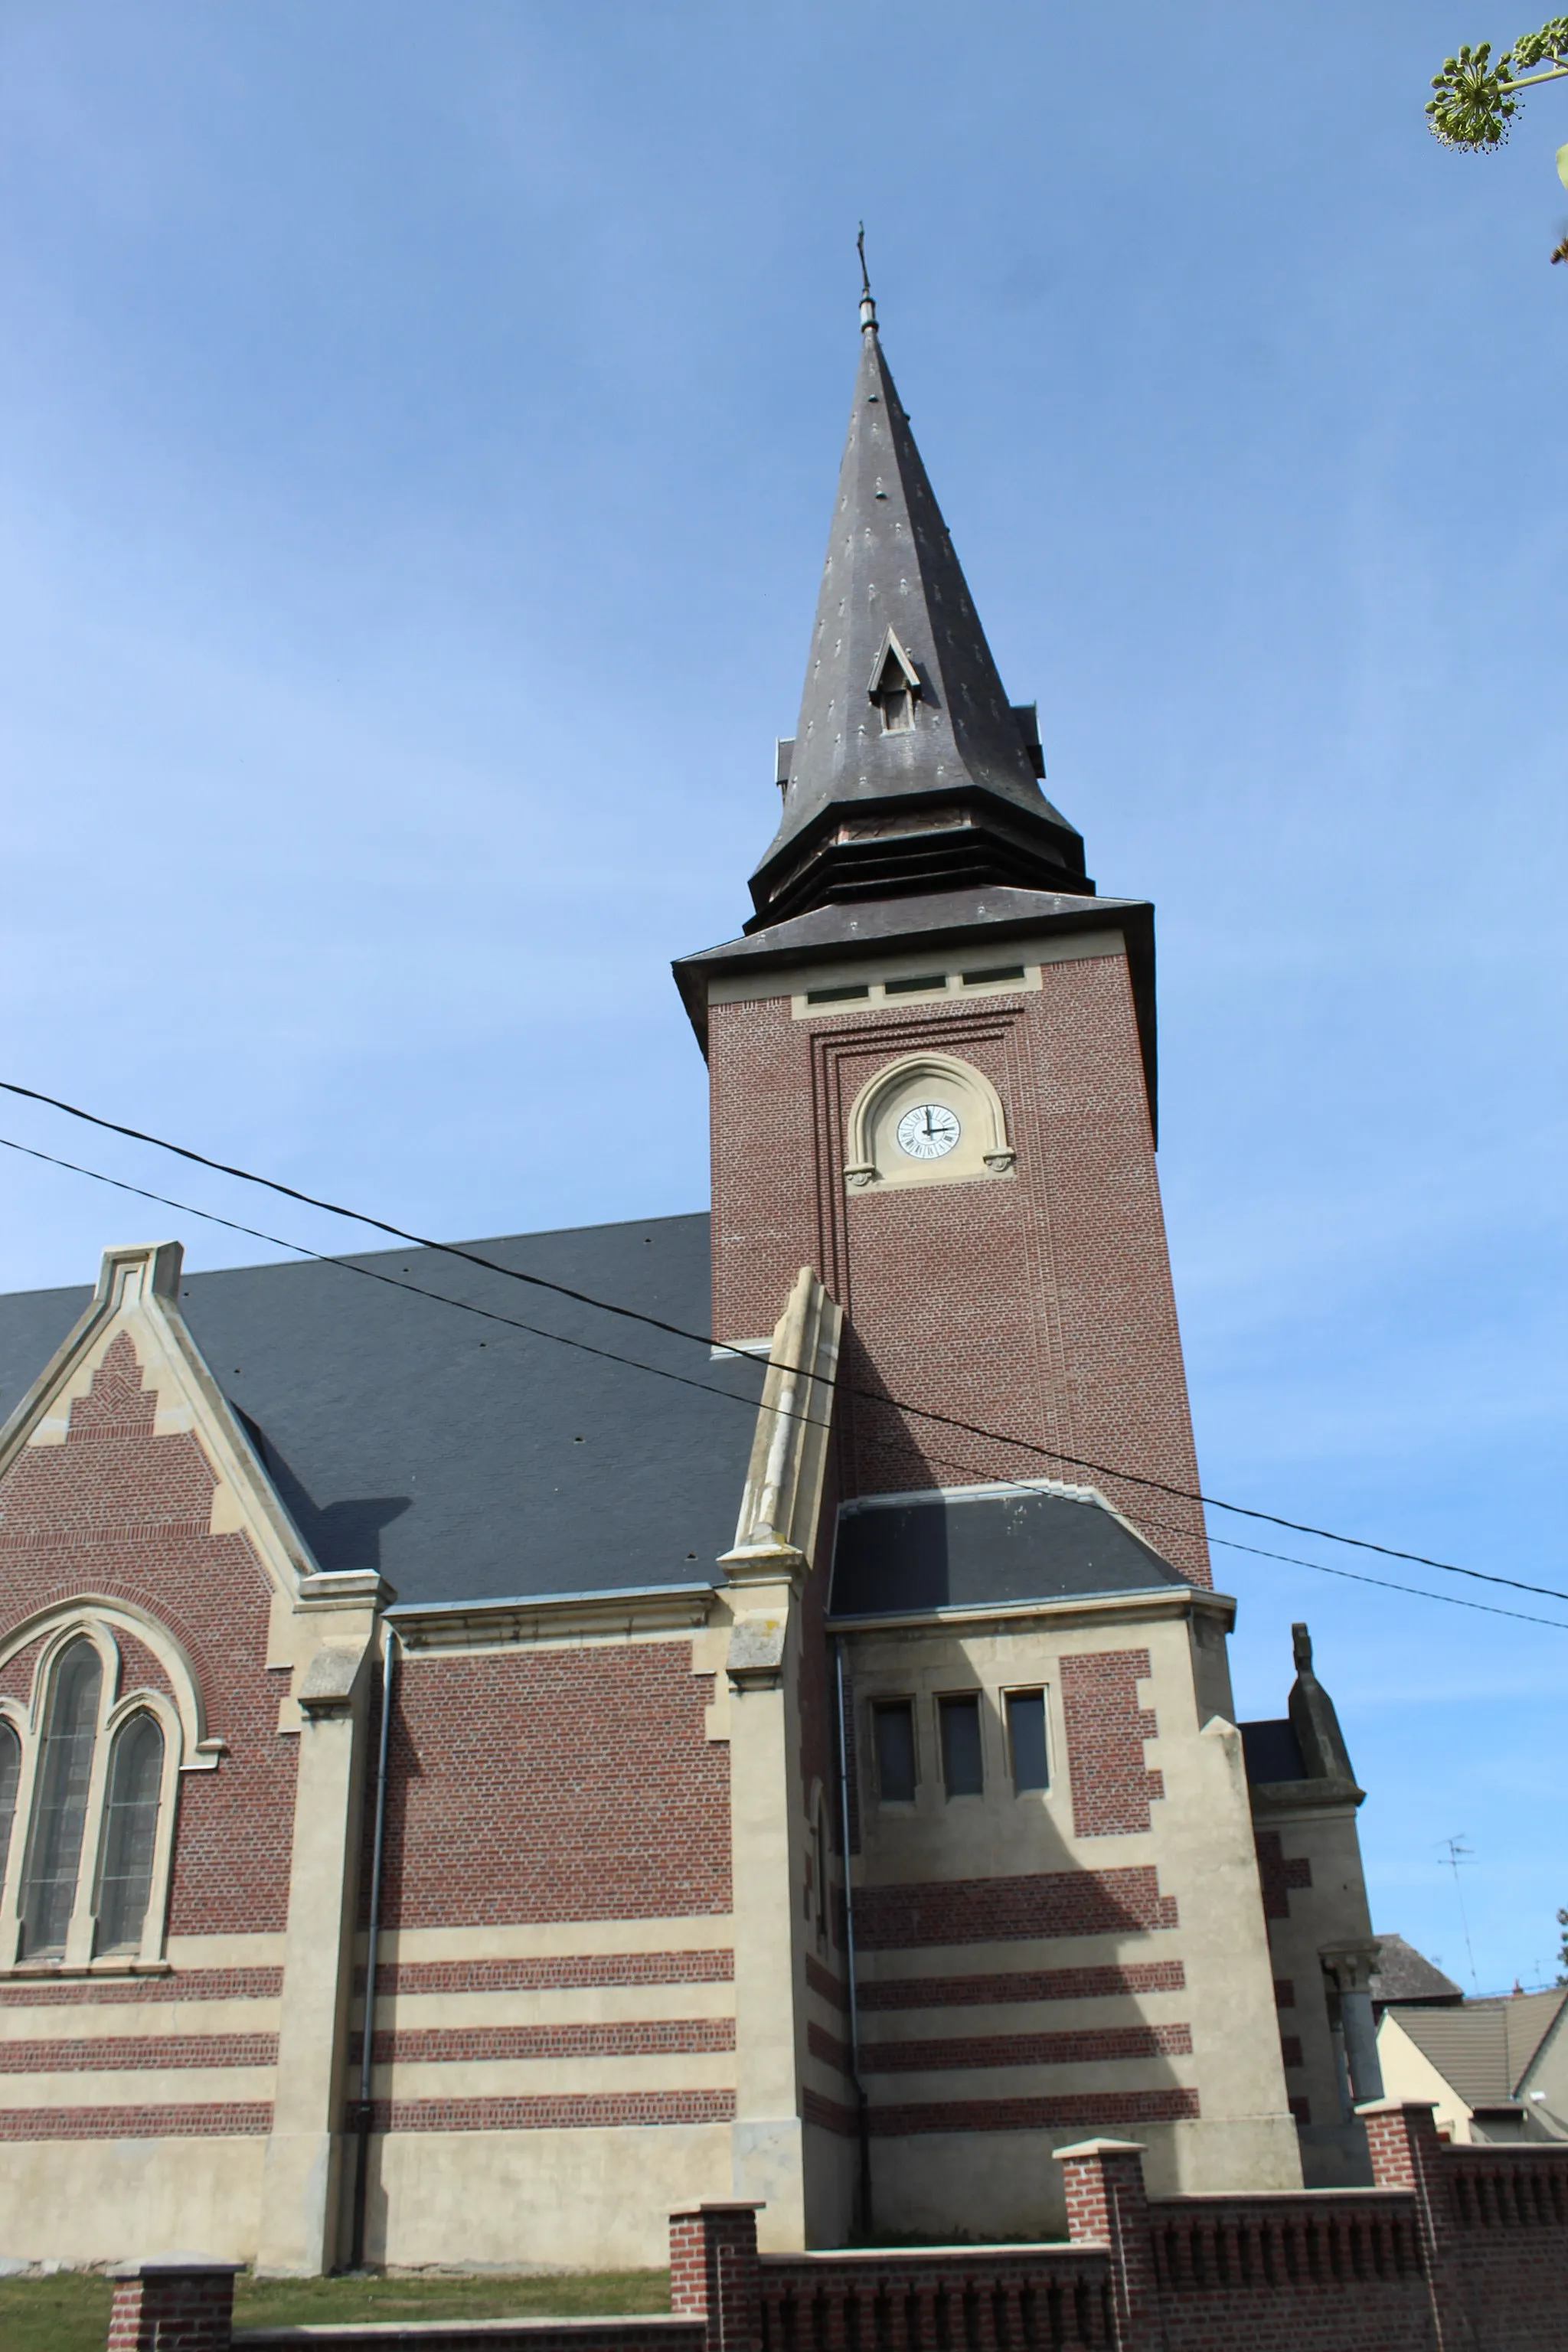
[10,1125,1563,1637]
[3,1130,1563,1633]
[2,1087,1561,1609]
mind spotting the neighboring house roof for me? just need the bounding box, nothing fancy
[1385,1990,1568,2105]
[828,1482,1187,1619]
[1370,1934,1465,2009]
[0,1214,766,1609]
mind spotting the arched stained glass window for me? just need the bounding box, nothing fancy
[21,1638,103,1958]
[0,1721,20,1892]
[96,1715,164,1954]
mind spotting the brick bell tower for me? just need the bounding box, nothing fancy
[675,276,1207,1583]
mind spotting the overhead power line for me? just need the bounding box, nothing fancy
[2,1129,1565,1635]
[1,1079,1561,1612]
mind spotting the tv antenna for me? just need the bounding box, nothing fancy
[1439,1834,1479,1992]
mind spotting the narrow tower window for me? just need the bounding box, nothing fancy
[1007,1690,1050,1792]
[21,1639,102,1958]
[939,1694,985,1797]
[0,1722,19,1897]
[880,684,913,733]
[96,1714,165,1955]
[872,1700,917,1802]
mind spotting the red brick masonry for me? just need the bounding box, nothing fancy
[1255,1828,1314,1919]
[0,1333,299,1939]
[859,1962,1186,2009]
[360,1952,734,1998]
[855,1867,1178,1949]
[857,2023,1194,2073]
[0,2035,276,2072]
[353,2020,734,2065]
[1060,1652,1163,1838]
[0,1969,284,2007]
[365,2091,735,2132]
[0,2102,271,2139]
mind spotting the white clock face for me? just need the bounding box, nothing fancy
[896,1102,961,1160]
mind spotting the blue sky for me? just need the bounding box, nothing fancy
[1,1,1563,1992]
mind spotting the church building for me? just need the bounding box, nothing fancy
[0,284,1382,2274]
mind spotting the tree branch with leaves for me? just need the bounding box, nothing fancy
[1427,16,1568,258]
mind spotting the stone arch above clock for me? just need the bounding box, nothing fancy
[842,1050,1014,1193]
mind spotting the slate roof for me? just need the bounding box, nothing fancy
[0,1214,766,1610]
[828,1482,1187,1619]
[745,307,1089,926]
[1370,1933,1465,2010]
[1385,1991,1568,2105]
[1240,1718,1308,1784]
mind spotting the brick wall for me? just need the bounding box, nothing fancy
[374,1642,730,1928]
[1060,1651,1163,1836]
[855,1864,1178,1949]
[707,959,1209,1582]
[0,1332,297,1935]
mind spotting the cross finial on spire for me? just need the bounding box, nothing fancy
[857,222,877,332]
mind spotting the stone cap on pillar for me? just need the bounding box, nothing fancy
[109,2256,246,2275]
[1354,2099,1439,2118]
[1053,2139,1147,2161]
[669,2202,767,2217]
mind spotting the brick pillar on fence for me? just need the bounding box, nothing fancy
[669,2203,765,2352]
[107,2259,241,2352]
[1360,2099,1471,2352]
[1055,2139,1161,2352]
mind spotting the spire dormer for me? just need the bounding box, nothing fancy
[746,274,1092,932]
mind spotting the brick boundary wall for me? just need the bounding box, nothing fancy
[103,2105,1568,2352]
[109,2260,243,2352]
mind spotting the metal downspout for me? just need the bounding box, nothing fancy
[348,1624,397,2272]
[835,1641,873,2237]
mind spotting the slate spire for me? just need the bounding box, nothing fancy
[748,277,1090,930]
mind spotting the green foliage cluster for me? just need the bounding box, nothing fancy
[1557,1903,1567,1986]
[1426,17,1568,148]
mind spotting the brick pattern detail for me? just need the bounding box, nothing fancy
[856,1866,1178,1951]
[707,963,1210,1582]
[859,2020,1193,2073]
[0,1967,283,2006]
[358,1952,732,1998]
[1274,1977,1295,2009]
[0,2101,270,2138]
[1060,1650,1162,1837]
[108,2263,237,2352]
[375,1645,730,1929]
[860,1959,1186,2010]
[806,2021,851,2075]
[1255,1829,1313,1920]
[866,2088,1200,2135]
[368,2090,735,2132]
[1279,2034,1304,2070]
[0,1331,297,1936]
[0,2034,276,2073]
[1289,2093,1312,2125]
[353,2020,734,2066]
[804,1955,848,2011]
